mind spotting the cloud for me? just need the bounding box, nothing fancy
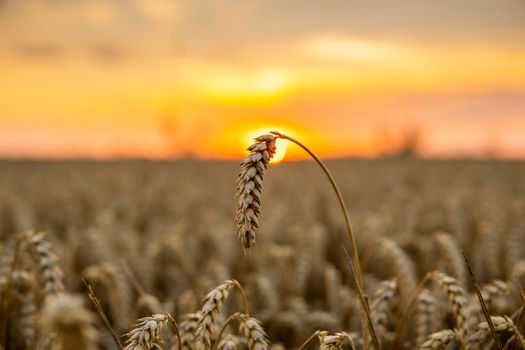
[12,43,64,60]
[133,0,182,22]
[301,35,414,65]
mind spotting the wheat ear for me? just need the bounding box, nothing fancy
[25,231,65,298]
[11,270,36,349]
[176,312,201,350]
[430,271,469,339]
[0,239,16,294]
[416,289,439,345]
[239,314,270,350]
[419,329,461,350]
[467,280,510,331]
[212,312,270,350]
[235,134,277,250]
[318,331,357,350]
[468,316,524,348]
[217,335,239,350]
[434,232,466,285]
[40,293,99,350]
[124,313,170,350]
[378,238,416,300]
[370,279,398,342]
[195,280,248,349]
[82,262,132,331]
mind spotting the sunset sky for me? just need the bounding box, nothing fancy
[1,0,524,159]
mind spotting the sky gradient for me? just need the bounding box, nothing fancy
[1,0,525,159]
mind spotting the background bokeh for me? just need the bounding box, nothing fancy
[1,0,524,159]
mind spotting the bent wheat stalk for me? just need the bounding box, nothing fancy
[235,131,368,346]
[464,253,504,350]
[270,131,362,283]
[235,131,362,284]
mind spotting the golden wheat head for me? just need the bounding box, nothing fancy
[235,134,277,250]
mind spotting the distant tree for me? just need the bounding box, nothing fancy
[158,113,194,158]
[397,127,421,159]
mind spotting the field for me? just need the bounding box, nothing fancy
[1,158,524,349]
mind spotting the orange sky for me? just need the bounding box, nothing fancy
[1,0,525,160]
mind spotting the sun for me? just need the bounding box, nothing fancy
[272,138,288,163]
[246,129,288,163]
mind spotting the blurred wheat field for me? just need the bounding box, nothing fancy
[1,158,525,350]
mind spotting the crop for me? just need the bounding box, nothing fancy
[0,136,524,349]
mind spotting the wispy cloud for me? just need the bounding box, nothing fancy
[302,35,414,65]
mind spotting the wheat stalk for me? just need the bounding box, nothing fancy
[467,280,510,332]
[464,253,504,350]
[235,134,277,250]
[269,131,362,282]
[343,247,382,350]
[264,131,366,349]
[82,262,132,331]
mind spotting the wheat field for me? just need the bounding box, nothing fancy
[0,157,524,349]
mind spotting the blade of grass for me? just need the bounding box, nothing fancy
[343,246,381,350]
[82,278,123,350]
[392,272,433,349]
[166,313,182,350]
[463,252,503,350]
[297,330,322,350]
[514,278,525,333]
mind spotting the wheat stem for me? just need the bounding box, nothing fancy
[166,313,182,350]
[271,131,362,283]
[82,279,123,350]
[343,246,382,350]
[464,253,504,350]
[393,272,433,349]
[212,312,243,350]
[271,131,369,347]
[297,330,323,350]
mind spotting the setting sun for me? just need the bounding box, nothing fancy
[271,138,288,163]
